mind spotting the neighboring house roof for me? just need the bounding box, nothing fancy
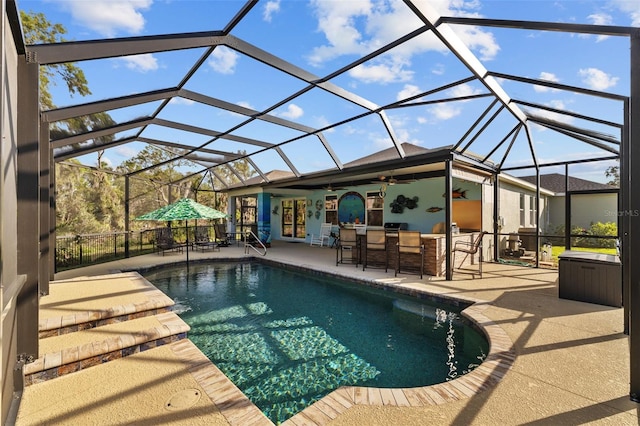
[232,169,296,187]
[344,142,446,167]
[519,173,617,193]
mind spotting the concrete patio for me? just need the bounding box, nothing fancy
[14,240,638,425]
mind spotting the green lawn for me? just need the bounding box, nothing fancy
[547,246,617,265]
[550,246,616,257]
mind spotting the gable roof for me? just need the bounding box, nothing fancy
[344,143,440,167]
[518,173,617,193]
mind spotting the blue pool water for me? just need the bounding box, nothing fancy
[145,262,488,424]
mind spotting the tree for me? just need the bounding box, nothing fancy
[20,10,90,111]
[22,10,122,233]
[118,146,195,224]
[605,165,619,186]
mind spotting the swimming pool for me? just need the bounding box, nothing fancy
[145,261,488,424]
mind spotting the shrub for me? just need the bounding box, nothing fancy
[546,222,617,248]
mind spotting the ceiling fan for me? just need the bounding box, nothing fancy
[371,173,412,185]
[322,182,346,192]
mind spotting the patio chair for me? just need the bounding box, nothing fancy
[310,223,332,247]
[363,229,388,272]
[155,228,185,255]
[336,228,360,266]
[395,230,424,279]
[194,225,219,252]
[452,231,488,278]
[213,223,230,247]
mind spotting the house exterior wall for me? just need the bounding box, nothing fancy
[496,179,548,252]
[1,6,23,423]
[272,176,491,242]
[548,193,618,231]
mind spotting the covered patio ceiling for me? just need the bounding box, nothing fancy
[25,0,630,192]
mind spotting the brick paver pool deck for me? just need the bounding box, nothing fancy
[15,240,638,425]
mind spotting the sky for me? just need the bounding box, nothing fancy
[17,0,640,184]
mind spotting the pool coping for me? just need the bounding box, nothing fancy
[128,257,516,426]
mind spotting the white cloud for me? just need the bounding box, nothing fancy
[397,84,422,102]
[610,0,640,27]
[208,46,239,74]
[578,68,618,90]
[431,63,446,76]
[279,104,304,119]
[237,101,255,110]
[448,83,483,99]
[349,60,413,84]
[307,0,499,84]
[527,99,575,131]
[314,115,335,133]
[115,145,139,158]
[429,103,461,121]
[534,71,560,93]
[263,0,281,22]
[587,13,612,41]
[168,97,195,106]
[121,54,158,73]
[588,12,612,25]
[57,0,152,37]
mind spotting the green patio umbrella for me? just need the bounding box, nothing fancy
[135,198,229,264]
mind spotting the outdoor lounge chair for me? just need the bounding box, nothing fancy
[194,225,219,252]
[395,230,424,279]
[452,231,488,277]
[155,228,186,255]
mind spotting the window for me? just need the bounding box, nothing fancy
[366,191,384,226]
[519,194,525,227]
[529,195,536,226]
[325,195,338,225]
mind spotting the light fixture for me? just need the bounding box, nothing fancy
[378,183,387,198]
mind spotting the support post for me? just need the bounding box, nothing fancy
[124,175,130,258]
[622,99,630,335]
[493,173,500,261]
[39,124,50,295]
[16,60,40,360]
[628,29,640,403]
[445,159,452,280]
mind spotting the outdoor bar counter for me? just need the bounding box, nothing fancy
[354,229,481,277]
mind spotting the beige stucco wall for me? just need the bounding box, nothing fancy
[548,193,618,231]
[496,179,548,251]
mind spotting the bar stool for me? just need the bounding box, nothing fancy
[363,229,388,272]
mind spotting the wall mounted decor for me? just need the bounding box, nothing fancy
[390,195,419,214]
[338,191,365,224]
[307,209,313,218]
[314,210,321,219]
[272,205,279,215]
[316,199,323,210]
[443,187,467,199]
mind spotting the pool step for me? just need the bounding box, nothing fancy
[38,272,175,339]
[24,311,190,386]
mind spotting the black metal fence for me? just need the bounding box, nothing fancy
[55,230,157,272]
[55,225,221,272]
